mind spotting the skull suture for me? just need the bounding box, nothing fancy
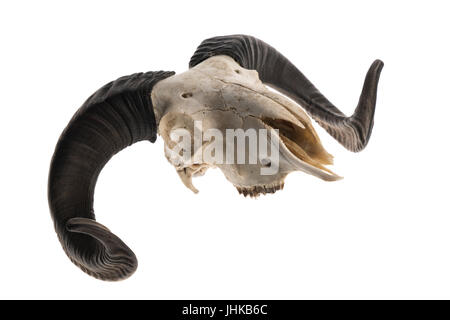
[152,56,340,197]
[48,34,383,280]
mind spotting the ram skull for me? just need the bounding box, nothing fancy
[48,35,383,280]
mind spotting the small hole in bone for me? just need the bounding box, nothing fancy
[261,158,271,167]
[235,69,240,74]
[181,92,193,98]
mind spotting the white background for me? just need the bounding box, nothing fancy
[1,0,449,299]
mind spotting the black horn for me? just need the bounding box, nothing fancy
[189,35,383,152]
[48,71,174,280]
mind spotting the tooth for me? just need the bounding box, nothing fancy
[176,168,199,194]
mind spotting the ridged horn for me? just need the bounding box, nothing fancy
[189,35,383,152]
[48,71,175,280]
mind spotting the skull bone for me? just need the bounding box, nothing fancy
[151,55,340,197]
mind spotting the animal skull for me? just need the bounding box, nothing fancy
[48,34,383,281]
[153,55,340,197]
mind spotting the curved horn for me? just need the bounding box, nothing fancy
[189,35,383,152]
[48,71,175,280]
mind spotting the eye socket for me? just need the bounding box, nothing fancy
[181,92,193,98]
